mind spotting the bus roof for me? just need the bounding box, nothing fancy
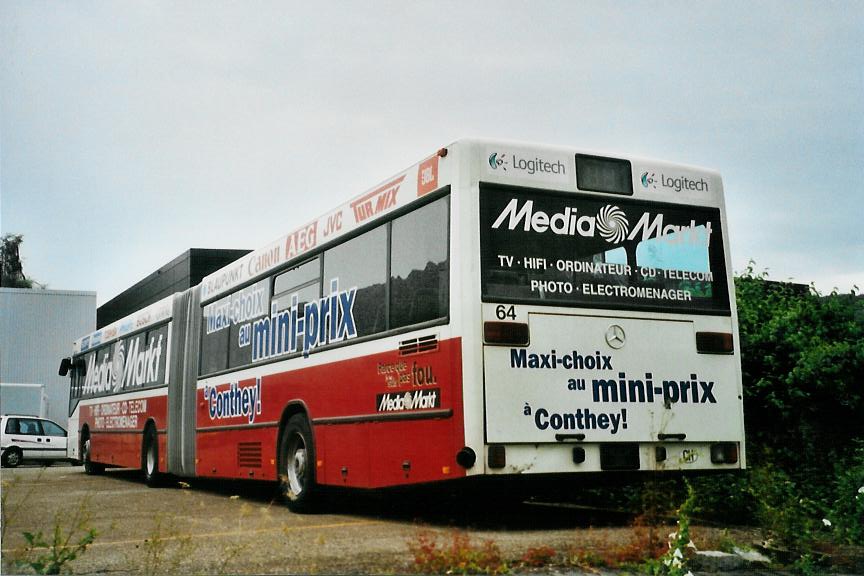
[197,139,721,303]
[71,139,724,352]
[198,146,451,303]
[74,295,173,354]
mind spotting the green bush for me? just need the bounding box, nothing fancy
[827,441,864,544]
[735,268,864,475]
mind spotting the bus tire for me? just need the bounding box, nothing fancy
[82,437,105,475]
[2,447,22,468]
[142,426,162,487]
[279,414,318,513]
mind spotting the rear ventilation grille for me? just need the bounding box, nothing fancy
[399,334,438,356]
[237,442,262,468]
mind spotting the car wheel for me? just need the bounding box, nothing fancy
[279,414,319,513]
[142,427,161,487]
[83,437,105,475]
[2,447,22,468]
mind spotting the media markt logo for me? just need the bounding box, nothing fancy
[489,152,507,171]
[492,199,630,244]
[641,171,656,189]
[596,205,629,243]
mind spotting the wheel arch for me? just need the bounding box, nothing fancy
[79,424,90,453]
[141,418,159,461]
[142,418,158,435]
[277,401,311,455]
[278,400,312,442]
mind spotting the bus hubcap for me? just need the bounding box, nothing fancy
[288,438,306,495]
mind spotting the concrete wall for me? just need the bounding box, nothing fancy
[0,288,96,424]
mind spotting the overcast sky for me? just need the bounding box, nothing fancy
[2,1,862,305]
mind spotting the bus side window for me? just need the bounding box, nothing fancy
[272,258,321,354]
[323,225,387,337]
[200,295,231,375]
[145,325,169,385]
[227,279,270,369]
[390,196,449,329]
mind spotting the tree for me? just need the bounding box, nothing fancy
[1,233,34,288]
[735,264,864,471]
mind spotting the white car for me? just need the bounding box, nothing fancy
[0,415,70,468]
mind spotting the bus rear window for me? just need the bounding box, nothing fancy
[480,185,730,314]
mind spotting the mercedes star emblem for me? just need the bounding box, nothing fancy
[605,324,626,349]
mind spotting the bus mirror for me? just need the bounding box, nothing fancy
[59,357,72,377]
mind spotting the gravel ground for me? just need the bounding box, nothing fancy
[1,464,766,575]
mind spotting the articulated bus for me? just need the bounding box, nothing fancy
[60,139,744,511]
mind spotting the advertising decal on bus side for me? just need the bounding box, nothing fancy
[200,154,442,303]
[203,378,263,424]
[90,398,150,430]
[252,280,358,360]
[81,329,167,397]
[202,279,360,361]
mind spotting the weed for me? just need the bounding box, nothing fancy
[519,545,556,567]
[1,469,45,542]
[133,513,194,576]
[214,497,254,574]
[828,441,864,544]
[408,530,508,575]
[13,495,96,575]
[648,480,698,576]
[749,462,828,563]
[564,548,607,571]
[709,529,741,554]
[215,543,248,576]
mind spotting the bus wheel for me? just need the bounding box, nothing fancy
[2,447,22,468]
[279,414,318,513]
[82,437,105,475]
[142,427,162,487]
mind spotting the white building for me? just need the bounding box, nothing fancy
[0,288,96,424]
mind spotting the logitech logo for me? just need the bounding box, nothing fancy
[641,171,656,189]
[489,151,566,176]
[642,170,709,193]
[489,152,507,171]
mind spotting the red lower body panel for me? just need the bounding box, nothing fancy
[196,337,466,489]
[81,394,168,472]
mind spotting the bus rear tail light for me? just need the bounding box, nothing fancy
[710,443,739,464]
[484,322,529,346]
[488,445,506,469]
[696,331,734,354]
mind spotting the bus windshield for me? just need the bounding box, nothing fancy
[480,184,730,314]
